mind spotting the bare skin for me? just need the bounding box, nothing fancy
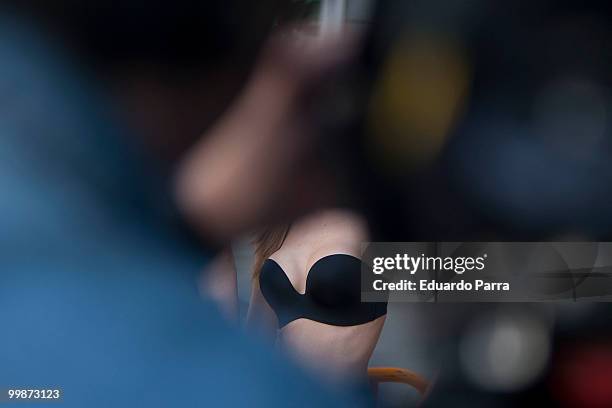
[176,27,380,386]
[175,28,359,243]
[247,209,386,386]
[199,249,239,321]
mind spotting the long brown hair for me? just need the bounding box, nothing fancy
[252,224,290,280]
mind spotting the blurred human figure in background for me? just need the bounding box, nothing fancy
[0,1,369,406]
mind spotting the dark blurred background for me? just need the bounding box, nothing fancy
[348,1,612,407]
[2,0,612,406]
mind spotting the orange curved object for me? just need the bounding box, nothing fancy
[367,367,430,396]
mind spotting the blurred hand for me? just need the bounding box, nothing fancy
[176,26,359,244]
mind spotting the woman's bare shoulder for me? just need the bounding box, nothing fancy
[323,209,369,241]
[302,209,369,261]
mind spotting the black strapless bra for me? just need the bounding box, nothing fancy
[259,254,387,328]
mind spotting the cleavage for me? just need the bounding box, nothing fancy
[268,256,309,295]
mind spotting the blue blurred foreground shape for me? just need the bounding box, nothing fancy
[0,15,364,408]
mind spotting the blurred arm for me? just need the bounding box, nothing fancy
[200,248,239,321]
[246,281,279,342]
[175,27,358,244]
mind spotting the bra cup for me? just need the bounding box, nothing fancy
[307,256,362,308]
[259,255,387,328]
[259,260,300,311]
